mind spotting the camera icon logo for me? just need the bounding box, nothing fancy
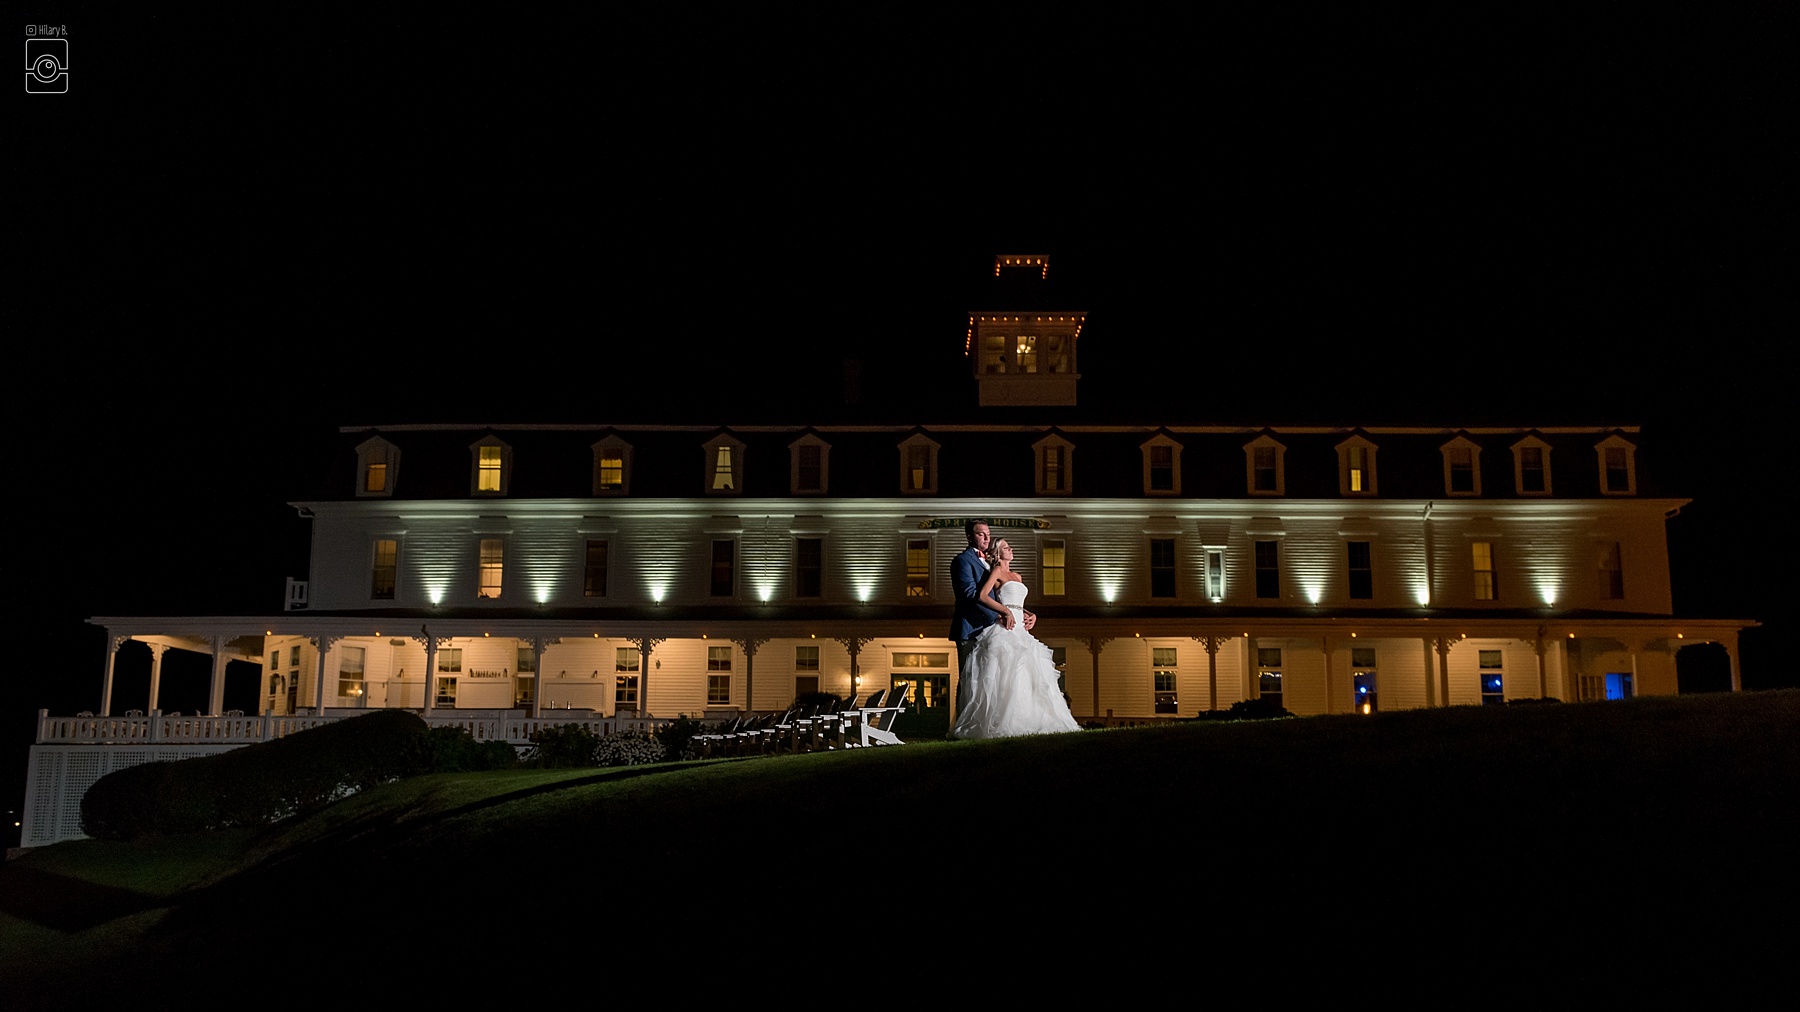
[26,37,67,93]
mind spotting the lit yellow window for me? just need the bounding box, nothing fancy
[478,446,502,492]
[1042,541,1066,596]
[479,539,503,598]
[713,447,735,490]
[906,539,931,597]
[1472,542,1497,601]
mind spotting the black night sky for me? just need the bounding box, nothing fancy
[9,8,1794,841]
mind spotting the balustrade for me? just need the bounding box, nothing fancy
[35,709,670,746]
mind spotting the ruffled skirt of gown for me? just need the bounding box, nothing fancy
[952,605,1083,740]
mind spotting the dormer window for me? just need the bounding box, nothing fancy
[1034,432,1075,495]
[469,435,512,496]
[1441,435,1483,496]
[1243,433,1285,496]
[477,447,503,491]
[898,432,939,495]
[1596,434,1637,495]
[354,435,400,498]
[703,432,746,495]
[591,434,633,496]
[1336,434,1378,496]
[1142,432,1184,496]
[789,433,830,495]
[1511,434,1553,496]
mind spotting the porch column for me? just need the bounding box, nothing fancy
[207,635,228,716]
[1242,635,1254,701]
[1321,635,1336,715]
[422,630,440,716]
[1435,637,1455,706]
[637,637,650,712]
[310,635,339,712]
[1084,637,1112,720]
[147,643,168,712]
[1724,632,1742,692]
[1421,638,1436,707]
[828,637,871,709]
[530,636,550,718]
[628,637,664,716]
[1533,626,1550,699]
[1627,637,1643,697]
[1200,635,1222,712]
[736,637,770,711]
[1548,634,1570,701]
[101,635,127,716]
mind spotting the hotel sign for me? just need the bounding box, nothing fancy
[917,517,1050,530]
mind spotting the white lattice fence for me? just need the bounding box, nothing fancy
[21,744,240,847]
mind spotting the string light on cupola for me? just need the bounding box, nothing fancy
[994,254,1050,279]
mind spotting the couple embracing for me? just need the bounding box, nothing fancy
[947,519,1083,740]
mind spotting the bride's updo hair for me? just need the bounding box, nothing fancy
[986,538,1010,565]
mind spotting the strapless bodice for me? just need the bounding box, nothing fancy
[998,581,1029,608]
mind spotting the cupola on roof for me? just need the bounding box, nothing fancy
[967,254,1087,408]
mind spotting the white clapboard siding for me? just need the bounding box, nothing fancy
[1095,637,1152,718]
[1374,641,1431,713]
[303,497,1683,616]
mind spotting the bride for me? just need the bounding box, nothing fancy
[951,538,1084,740]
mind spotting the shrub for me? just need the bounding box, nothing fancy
[524,722,685,767]
[654,714,707,762]
[408,725,520,773]
[1189,698,1295,721]
[594,731,666,767]
[81,709,428,841]
[523,723,601,768]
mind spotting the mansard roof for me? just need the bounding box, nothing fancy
[301,422,1669,503]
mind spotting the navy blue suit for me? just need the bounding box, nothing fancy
[949,547,997,641]
[950,546,996,711]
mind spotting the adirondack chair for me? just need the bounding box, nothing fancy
[753,707,802,754]
[822,696,868,750]
[782,703,830,753]
[789,700,827,753]
[831,689,885,747]
[854,689,907,746]
[693,714,746,757]
[795,696,859,752]
[717,712,771,756]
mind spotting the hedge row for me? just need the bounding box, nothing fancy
[81,710,435,841]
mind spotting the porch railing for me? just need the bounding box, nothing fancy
[34,709,674,747]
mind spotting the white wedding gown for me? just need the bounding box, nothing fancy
[952,580,1083,739]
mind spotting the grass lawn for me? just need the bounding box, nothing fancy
[3,691,1796,1004]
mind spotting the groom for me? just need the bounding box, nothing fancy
[949,519,1031,712]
